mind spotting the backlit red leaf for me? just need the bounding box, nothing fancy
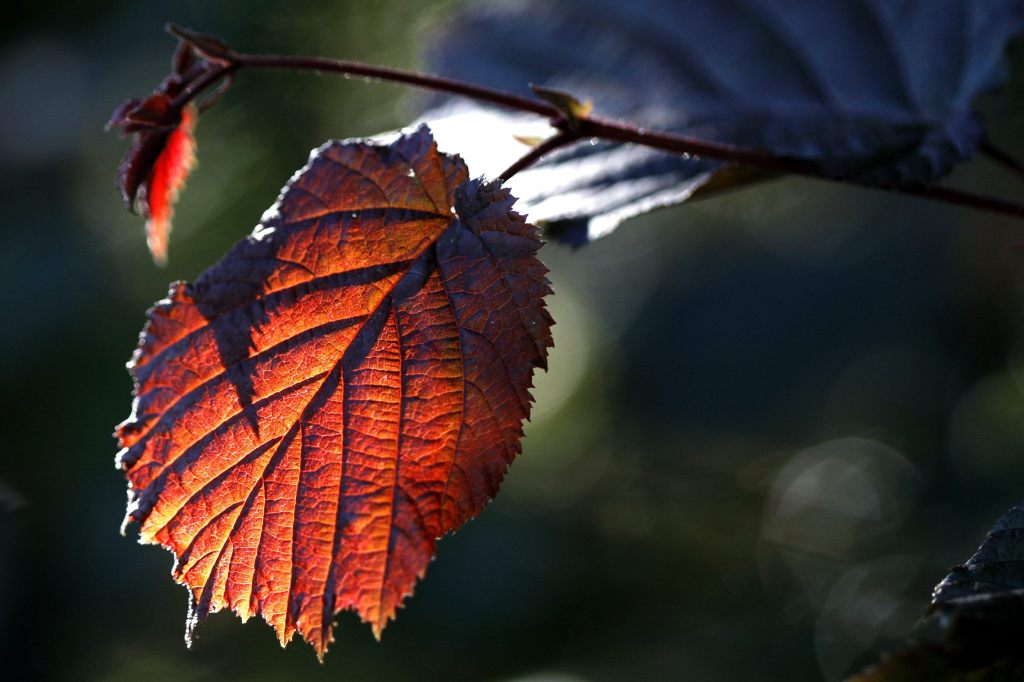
[108,27,226,265]
[115,126,552,656]
[109,98,197,265]
[140,103,197,265]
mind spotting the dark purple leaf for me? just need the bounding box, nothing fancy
[423,0,1024,244]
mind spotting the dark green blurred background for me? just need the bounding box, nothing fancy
[3,2,1024,680]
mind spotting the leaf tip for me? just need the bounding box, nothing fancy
[530,84,593,125]
[118,506,133,537]
[146,215,170,266]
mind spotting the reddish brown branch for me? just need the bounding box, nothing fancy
[499,131,581,182]
[890,184,1024,220]
[166,28,1024,223]
[234,54,562,119]
[981,139,1024,181]
[577,117,821,176]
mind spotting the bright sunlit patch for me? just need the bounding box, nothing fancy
[419,104,555,178]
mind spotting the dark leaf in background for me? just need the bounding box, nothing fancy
[115,126,552,656]
[849,505,1024,681]
[423,0,1024,245]
[933,506,1024,605]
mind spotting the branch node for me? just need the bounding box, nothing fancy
[530,85,592,133]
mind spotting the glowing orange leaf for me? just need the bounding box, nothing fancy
[115,126,552,657]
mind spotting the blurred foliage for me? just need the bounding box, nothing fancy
[2,1,1024,680]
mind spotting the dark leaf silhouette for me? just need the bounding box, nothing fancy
[849,505,1024,681]
[423,0,1024,244]
[933,506,1024,606]
[115,126,552,656]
